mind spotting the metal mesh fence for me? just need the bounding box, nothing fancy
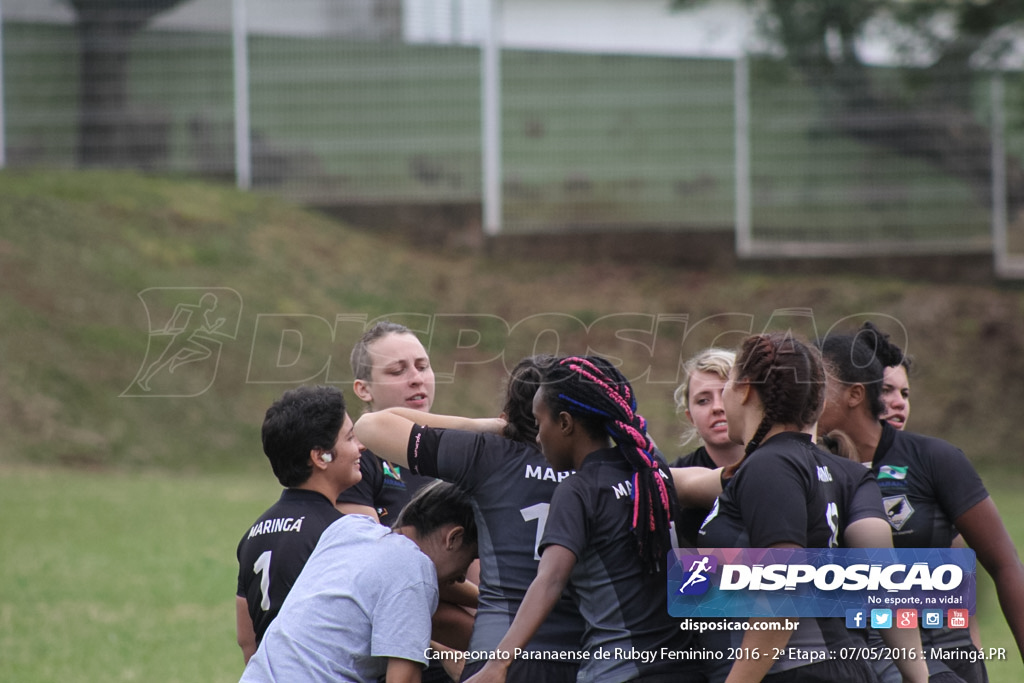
[3,18,233,173]
[745,58,1002,253]
[245,0,480,202]
[2,0,1023,269]
[501,50,735,234]
[5,21,80,167]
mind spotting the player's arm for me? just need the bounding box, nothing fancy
[955,496,1024,661]
[723,542,801,683]
[670,466,723,509]
[431,641,465,682]
[464,545,577,683]
[335,502,380,520]
[385,656,423,683]
[235,595,257,664]
[951,534,983,649]
[439,576,479,609]
[354,408,506,468]
[843,518,928,683]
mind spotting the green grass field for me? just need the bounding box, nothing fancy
[0,465,278,682]
[0,464,1021,682]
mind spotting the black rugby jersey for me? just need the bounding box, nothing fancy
[236,488,343,643]
[700,432,846,549]
[872,421,988,654]
[336,448,437,527]
[540,447,701,682]
[671,445,717,546]
[670,445,716,469]
[700,432,869,676]
[820,449,888,531]
[406,426,586,661]
[872,422,987,548]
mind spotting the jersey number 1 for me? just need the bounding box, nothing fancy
[254,551,272,611]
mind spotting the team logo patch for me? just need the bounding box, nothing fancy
[884,494,915,531]
[382,462,403,481]
[878,465,908,480]
[677,554,717,596]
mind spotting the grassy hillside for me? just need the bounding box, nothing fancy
[1,168,1024,474]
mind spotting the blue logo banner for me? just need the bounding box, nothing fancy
[667,548,975,618]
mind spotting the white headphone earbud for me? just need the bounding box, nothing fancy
[321,452,333,463]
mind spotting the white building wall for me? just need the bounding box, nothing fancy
[15,0,1014,66]
[5,0,753,57]
[499,0,751,57]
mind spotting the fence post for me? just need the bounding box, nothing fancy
[232,0,251,190]
[734,54,751,258]
[481,0,502,236]
[0,0,6,169]
[988,70,1024,279]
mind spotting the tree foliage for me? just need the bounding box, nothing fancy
[675,0,1024,216]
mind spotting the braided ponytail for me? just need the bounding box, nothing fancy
[541,356,677,573]
[731,332,825,462]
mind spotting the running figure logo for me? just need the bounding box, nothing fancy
[123,288,242,397]
[678,554,718,596]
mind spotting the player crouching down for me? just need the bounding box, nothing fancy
[240,481,478,683]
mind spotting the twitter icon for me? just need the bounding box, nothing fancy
[871,609,893,629]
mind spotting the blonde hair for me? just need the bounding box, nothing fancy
[673,347,736,446]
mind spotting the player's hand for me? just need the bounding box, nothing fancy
[463,659,509,683]
[439,656,464,682]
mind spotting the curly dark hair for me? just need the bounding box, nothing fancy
[816,321,905,419]
[261,385,346,487]
[501,355,557,444]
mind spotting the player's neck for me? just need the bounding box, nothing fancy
[296,477,340,504]
[573,435,612,469]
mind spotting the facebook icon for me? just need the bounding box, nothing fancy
[845,609,866,629]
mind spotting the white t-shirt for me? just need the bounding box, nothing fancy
[241,514,439,683]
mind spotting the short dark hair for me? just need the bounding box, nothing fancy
[261,385,346,487]
[349,320,414,383]
[817,321,905,419]
[393,480,478,548]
